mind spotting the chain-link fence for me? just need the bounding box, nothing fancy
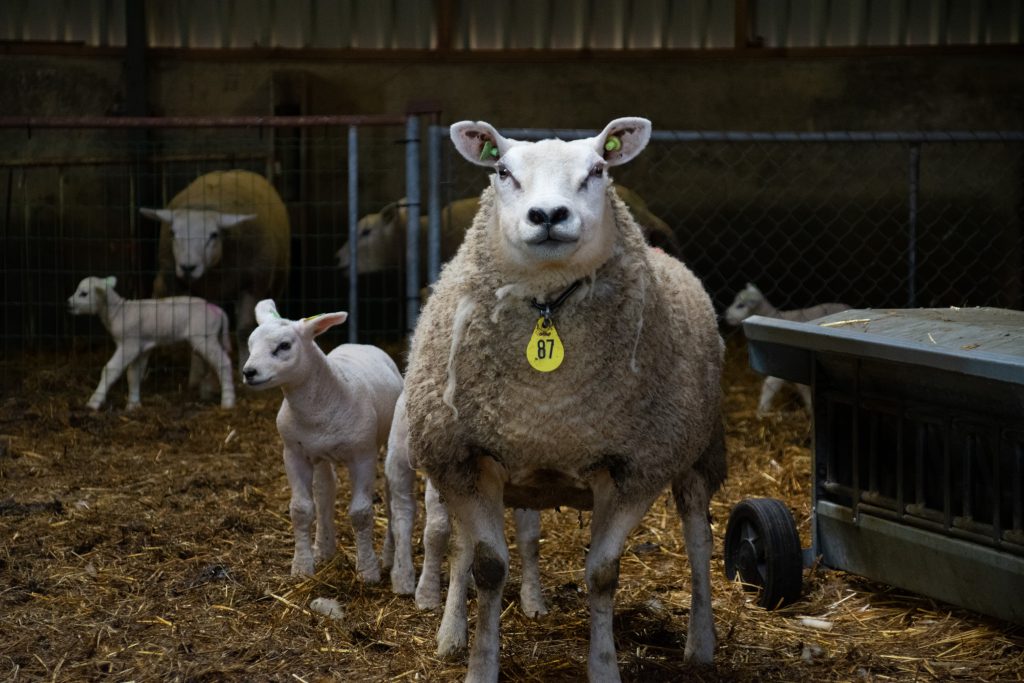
[428,127,1024,318]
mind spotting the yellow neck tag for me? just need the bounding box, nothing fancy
[526,317,565,372]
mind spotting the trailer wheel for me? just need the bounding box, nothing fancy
[724,498,803,609]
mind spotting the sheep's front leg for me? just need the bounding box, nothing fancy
[125,353,148,410]
[312,460,338,567]
[672,469,716,665]
[587,472,659,683]
[384,443,417,595]
[756,376,785,417]
[346,455,381,583]
[283,446,316,576]
[417,479,451,610]
[88,345,134,410]
[513,509,547,617]
[190,338,235,408]
[440,462,507,683]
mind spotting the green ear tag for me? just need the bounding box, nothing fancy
[480,140,499,161]
[526,318,564,372]
[604,135,622,152]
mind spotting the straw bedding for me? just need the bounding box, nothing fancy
[1,337,1021,681]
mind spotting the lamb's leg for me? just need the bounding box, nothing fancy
[436,508,469,655]
[672,470,716,665]
[283,447,316,576]
[384,442,417,595]
[125,354,146,410]
[756,376,785,417]
[312,460,338,567]
[190,338,236,408]
[586,471,658,683]
[88,345,133,410]
[438,463,507,682]
[346,455,381,583]
[796,382,813,413]
[513,509,547,617]
[417,478,451,610]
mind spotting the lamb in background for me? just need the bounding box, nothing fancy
[724,282,850,416]
[404,118,726,681]
[242,299,403,581]
[66,275,235,410]
[141,169,291,372]
[384,392,547,616]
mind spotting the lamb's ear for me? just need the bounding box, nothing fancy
[105,276,117,289]
[254,299,281,325]
[301,312,348,338]
[140,207,173,223]
[450,121,515,166]
[216,213,256,228]
[594,117,652,166]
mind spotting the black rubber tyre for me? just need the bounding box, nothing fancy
[724,498,803,609]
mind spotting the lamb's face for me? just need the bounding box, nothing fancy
[491,139,613,270]
[242,319,301,389]
[336,203,404,274]
[67,276,112,315]
[724,284,764,326]
[140,208,255,281]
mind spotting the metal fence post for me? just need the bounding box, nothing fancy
[347,124,359,343]
[907,142,921,308]
[427,124,442,284]
[405,115,421,333]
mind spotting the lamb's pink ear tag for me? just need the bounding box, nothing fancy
[526,318,564,372]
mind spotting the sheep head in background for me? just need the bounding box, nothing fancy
[724,282,771,325]
[139,207,255,281]
[67,275,118,316]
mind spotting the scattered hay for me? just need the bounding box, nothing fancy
[1,339,1021,681]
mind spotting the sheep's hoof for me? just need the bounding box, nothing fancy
[519,588,548,618]
[358,566,382,584]
[436,628,468,658]
[390,566,416,596]
[291,560,315,577]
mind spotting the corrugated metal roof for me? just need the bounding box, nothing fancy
[2,0,1020,49]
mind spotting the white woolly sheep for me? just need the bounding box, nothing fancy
[242,299,403,580]
[383,392,546,616]
[724,282,849,416]
[337,185,682,276]
[67,275,235,410]
[141,169,291,372]
[403,118,726,682]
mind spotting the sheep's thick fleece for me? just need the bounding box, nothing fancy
[405,186,725,506]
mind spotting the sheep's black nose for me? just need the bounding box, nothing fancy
[180,264,197,276]
[527,206,570,226]
[242,368,258,381]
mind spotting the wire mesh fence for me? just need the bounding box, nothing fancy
[2,120,1022,400]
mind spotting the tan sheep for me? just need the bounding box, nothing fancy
[404,118,726,682]
[142,169,291,370]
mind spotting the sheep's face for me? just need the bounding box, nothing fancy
[67,276,116,315]
[336,203,406,274]
[242,299,348,390]
[724,283,765,326]
[451,117,651,274]
[140,208,255,281]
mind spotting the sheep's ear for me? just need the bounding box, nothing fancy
[140,207,173,223]
[594,117,651,166]
[450,121,515,167]
[105,276,117,289]
[302,312,348,338]
[216,213,256,228]
[254,299,280,324]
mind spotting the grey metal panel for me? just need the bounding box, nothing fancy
[743,309,1024,385]
[816,500,1024,624]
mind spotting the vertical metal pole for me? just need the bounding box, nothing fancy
[907,143,920,307]
[347,125,359,343]
[427,124,442,284]
[405,115,421,334]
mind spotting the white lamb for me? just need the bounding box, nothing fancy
[404,118,726,682]
[724,282,849,416]
[383,392,547,616]
[66,275,235,410]
[242,299,403,580]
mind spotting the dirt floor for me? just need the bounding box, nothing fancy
[1,338,1022,682]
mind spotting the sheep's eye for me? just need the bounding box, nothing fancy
[274,341,291,355]
[79,292,88,298]
[359,228,372,238]
[590,163,605,178]
[208,231,220,242]
[496,164,511,181]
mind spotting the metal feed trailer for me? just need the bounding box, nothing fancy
[726,307,1024,624]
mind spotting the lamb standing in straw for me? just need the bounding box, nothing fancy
[724,282,849,416]
[67,275,235,410]
[403,118,726,682]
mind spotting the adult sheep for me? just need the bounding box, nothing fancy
[336,185,681,275]
[141,169,291,369]
[404,118,726,682]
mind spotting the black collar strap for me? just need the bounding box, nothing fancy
[531,279,582,327]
